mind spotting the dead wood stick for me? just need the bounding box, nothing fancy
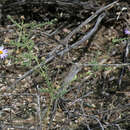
[61,0,118,45]
[118,38,130,86]
[7,12,105,91]
[46,0,118,56]
[55,12,106,94]
[7,0,119,91]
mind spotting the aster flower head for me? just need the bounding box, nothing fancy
[0,46,8,59]
[124,29,130,35]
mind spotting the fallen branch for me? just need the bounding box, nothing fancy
[7,12,105,91]
[7,1,119,91]
[61,0,118,45]
[10,1,118,89]
[45,0,118,57]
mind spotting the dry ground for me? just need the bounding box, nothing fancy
[0,0,130,130]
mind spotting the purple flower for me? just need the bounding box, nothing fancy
[124,29,130,35]
[0,46,8,59]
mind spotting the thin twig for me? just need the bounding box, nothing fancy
[83,63,130,67]
[118,39,130,86]
[93,116,104,130]
[48,98,58,130]
[69,91,93,106]
[36,85,42,130]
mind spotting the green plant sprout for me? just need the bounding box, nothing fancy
[8,15,58,125]
[112,37,128,43]
[90,60,99,71]
[8,15,57,94]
